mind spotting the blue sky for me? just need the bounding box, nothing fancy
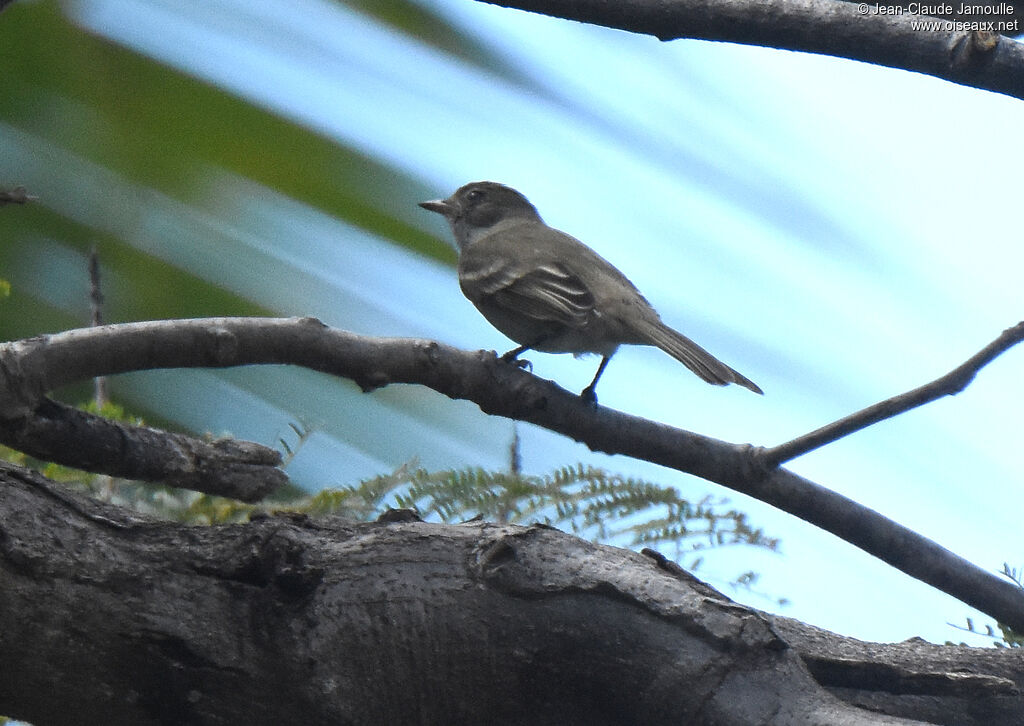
[8,0,1024,644]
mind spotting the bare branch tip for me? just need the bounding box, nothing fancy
[0,186,36,205]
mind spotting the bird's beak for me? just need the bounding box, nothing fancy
[419,198,457,218]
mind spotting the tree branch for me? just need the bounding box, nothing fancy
[0,398,285,502]
[0,317,1021,631]
[0,324,286,502]
[763,321,1024,466]
[478,0,1024,102]
[5,464,1008,725]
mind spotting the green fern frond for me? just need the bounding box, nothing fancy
[2,406,777,579]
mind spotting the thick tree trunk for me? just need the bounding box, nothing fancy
[0,461,1020,726]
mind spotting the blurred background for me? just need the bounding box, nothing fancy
[1,0,1022,644]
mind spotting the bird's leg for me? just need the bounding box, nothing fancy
[501,343,532,364]
[580,355,612,405]
[501,336,550,371]
[500,344,533,371]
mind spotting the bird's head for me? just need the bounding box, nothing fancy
[420,181,541,250]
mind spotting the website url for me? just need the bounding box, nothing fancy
[910,18,1020,29]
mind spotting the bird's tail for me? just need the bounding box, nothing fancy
[631,318,763,394]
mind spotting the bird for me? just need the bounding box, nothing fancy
[419,181,762,403]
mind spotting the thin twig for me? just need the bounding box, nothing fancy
[509,424,521,477]
[89,246,108,408]
[763,321,1024,467]
[0,186,35,205]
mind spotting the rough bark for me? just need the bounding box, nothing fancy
[1,461,1021,726]
[478,0,1024,102]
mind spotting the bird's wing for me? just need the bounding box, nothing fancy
[462,259,594,327]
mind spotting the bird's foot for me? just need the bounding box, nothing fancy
[579,385,599,407]
[500,349,532,371]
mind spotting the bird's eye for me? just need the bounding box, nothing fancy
[466,189,484,203]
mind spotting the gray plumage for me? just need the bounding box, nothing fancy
[420,181,762,401]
